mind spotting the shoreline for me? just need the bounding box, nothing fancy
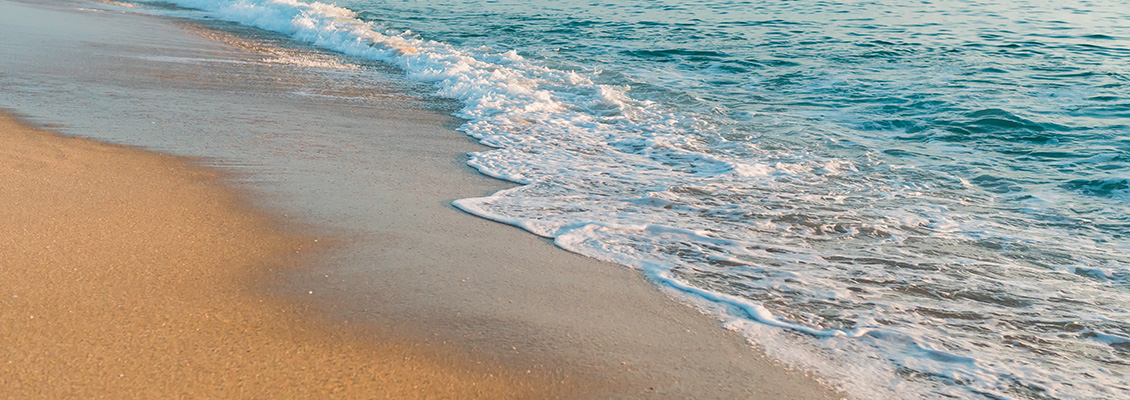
[2,1,847,398]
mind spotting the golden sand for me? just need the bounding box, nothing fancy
[0,113,565,399]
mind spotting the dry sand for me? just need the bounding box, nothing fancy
[0,112,572,399]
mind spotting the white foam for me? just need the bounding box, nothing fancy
[261,53,358,70]
[94,0,139,8]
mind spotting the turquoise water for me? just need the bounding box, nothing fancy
[132,0,1128,398]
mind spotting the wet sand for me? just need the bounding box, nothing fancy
[0,112,563,398]
[1,1,846,398]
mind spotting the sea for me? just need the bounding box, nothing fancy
[100,0,1130,398]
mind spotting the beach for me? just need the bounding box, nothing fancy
[0,112,567,398]
[0,1,843,398]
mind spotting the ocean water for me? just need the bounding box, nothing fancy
[118,0,1128,398]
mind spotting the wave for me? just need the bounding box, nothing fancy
[124,1,1130,399]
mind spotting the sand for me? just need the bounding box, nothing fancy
[0,112,569,399]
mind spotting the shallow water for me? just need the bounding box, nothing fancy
[80,0,1130,398]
